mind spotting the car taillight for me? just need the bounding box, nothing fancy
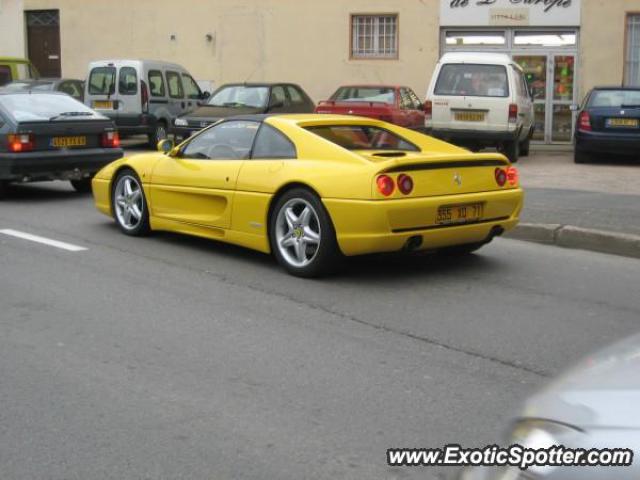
[397,174,414,195]
[141,80,149,113]
[495,168,507,187]
[506,166,519,186]
[101,131,120,148]
[424,100,433,120]
[578,111,592,132]
[508,104,518,123]
[376,175,395,196]
[7,133,35,153]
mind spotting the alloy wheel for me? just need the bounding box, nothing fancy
[274,198,322,268]
[114,175,145,231]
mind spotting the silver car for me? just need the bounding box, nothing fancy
[460,333,640,480]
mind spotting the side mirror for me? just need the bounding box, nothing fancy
[569,104,580,112]
[157,139,175,154]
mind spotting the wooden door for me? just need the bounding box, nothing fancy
[26,10,61,78]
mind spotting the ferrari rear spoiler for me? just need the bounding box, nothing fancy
[371,153,510,174]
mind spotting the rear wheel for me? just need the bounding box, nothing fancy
[502,140,520,163]
[148,121,168,148]
[112,169,150,236]
[0,181,8,199]
[269,188,340,278]
[574,150,591,164]
[70,178,92,193]
[519,138,530,157]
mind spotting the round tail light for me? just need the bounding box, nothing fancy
[507,166,519,186]
[397,174,414,195]
[376,175,395,196]
[495,168,507,187]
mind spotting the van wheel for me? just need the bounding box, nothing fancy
[519,138,530,157]
[148,121,168,148]
[503,140,520,163]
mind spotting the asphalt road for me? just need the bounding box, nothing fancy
[1,181,640,480]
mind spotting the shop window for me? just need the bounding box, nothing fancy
[445,31,506,46]
[514,32,576,47]
[625,15,640,86]
[351,14,398,59]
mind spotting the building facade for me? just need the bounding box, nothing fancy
[0,0,25,57]
[6,0,640,143]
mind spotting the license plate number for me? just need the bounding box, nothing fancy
[454,111,485,122]
[436,203,483,225]
[51,136,87,148]
[93,100,113,109]
[606,118,638,128]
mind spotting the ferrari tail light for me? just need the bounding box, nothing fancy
[141,80,150,113]
[7,133,35,153]
[376,175,395,196]
[578,111,592,132]
[397,174,414,195]
[508,104,518,123]
[101,131,121,148]
[424,100,433,120]
[506,166,519,186]
[495,168,507,187]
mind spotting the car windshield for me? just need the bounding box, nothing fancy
[0,93,101,122]
[331,87,395,104]
[88,66,116,95]
[589,90,640,108]
[435,64,509,98]
[305,125,419,151]
[207,86,269,108]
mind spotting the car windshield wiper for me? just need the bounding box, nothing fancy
[49,111,94,121]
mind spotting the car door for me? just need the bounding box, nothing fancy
[149,120,260,229]
[165,70,186,118]
[181,72,203,112]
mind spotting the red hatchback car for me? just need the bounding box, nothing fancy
[315,85,427,131]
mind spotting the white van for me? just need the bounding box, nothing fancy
[425,52,534,162]
[84,60,209,147]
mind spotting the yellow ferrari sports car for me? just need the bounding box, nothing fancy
[92,114,523,277]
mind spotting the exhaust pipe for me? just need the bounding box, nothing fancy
[403,235,423,252]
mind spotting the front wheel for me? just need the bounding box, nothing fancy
[112,169,150,236]
[269,188,341,277]
[70,178,92,193]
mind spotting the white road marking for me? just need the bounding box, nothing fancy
[0,229,88,252]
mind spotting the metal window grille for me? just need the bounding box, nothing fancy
[26,10,60,27]
[352,15,398,59]
[626,15,640,86]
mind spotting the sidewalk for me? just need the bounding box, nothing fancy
[509,150,640,258]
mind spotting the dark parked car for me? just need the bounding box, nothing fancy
[0,91,123,197]
[172,83,314,138]
[315,84,426,131]
[574,87,640,163]
[3,78,85,102]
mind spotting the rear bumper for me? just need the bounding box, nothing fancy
[0,148,124,182]
[427,128,520,145]
[575,131,640,156]
[101,113,158,134]
[323,188,524,256]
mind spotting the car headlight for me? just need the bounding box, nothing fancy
[174,118,188,127]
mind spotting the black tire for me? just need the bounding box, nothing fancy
[437,241,487,256]
[147,121,168,148]
[503,140,520,163]
[111,169,151,236]
[574,150,590,164]
[519,138,530,157]
[269,188,341,278]
[0,181,8,199]
[70,178,92,193]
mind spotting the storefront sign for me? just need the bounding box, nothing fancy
[441,0,581,27]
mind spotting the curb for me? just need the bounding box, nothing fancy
[505,223,640,259]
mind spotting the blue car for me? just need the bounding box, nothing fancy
[574,87,640,163]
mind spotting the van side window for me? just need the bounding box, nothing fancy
[119,67,138,95]
[166,71,184,99]
[148,70,166,97]
[181,74,201,100]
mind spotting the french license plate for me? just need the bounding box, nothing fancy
[454,111,485,122]
[51,136,87,148]
[93,100,113,109]
[436,203,483,225]
[606,118,638,128]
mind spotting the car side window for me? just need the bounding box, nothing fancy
[166,71,184,99]
[285,86,304,105]
[407,89,423,110]
[119,67,138,95]
[399,88,414,110]
[181,120,260,160]
[58,81,83,100]
[148,70,166,97]
[269,86,289,110]
[251,124,297,159]
[182,73,201,100]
